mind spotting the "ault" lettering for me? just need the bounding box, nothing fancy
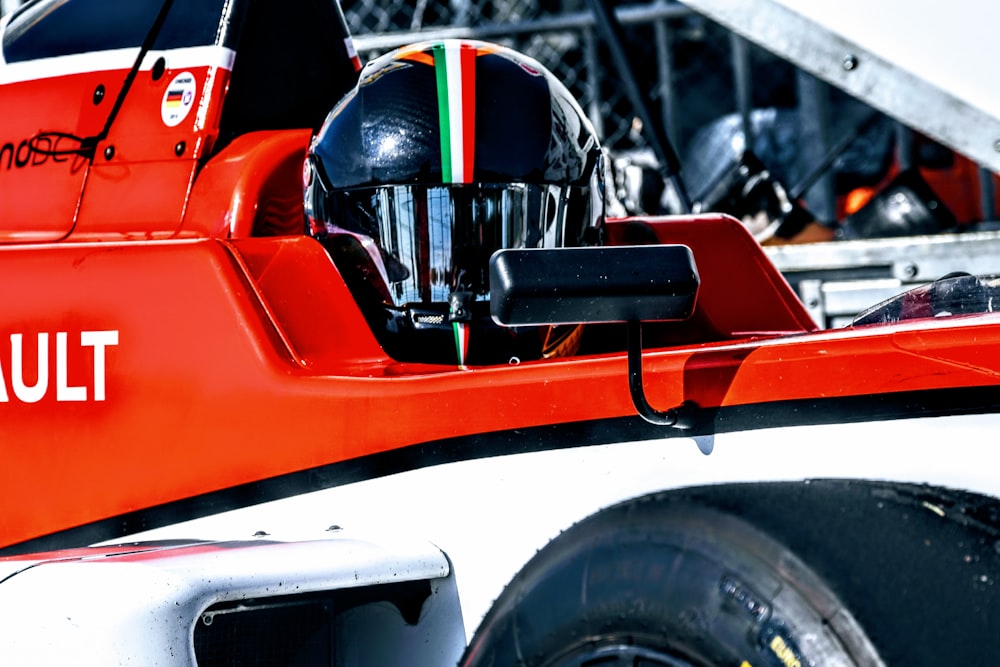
[0,330,119,403]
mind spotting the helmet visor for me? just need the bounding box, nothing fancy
[321,183,595,309]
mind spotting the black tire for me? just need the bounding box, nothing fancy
[462,490,884,667]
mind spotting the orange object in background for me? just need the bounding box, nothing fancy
[841,146,1000,225]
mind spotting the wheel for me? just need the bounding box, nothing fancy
[461,489,884,667]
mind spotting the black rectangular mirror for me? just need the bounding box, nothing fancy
[490,245,699,326]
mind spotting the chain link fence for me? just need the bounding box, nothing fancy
[344,1,849,217]
[0,0,811,168]
[346,1,720,155]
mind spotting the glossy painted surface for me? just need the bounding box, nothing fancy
[121,412,1000,642]
[2,210,1000,552]
[0,531,463,666]
[0,47,233,241]
[2,3,999,665]
[2,0,999,576]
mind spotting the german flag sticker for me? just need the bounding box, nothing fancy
[160,72,197,128]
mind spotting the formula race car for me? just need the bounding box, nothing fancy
[0,0,998,665]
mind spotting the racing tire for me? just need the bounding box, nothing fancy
[461,490,884,667]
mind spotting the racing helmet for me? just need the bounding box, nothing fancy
[305,39,605,366]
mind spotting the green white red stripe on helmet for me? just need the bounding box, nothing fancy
[396,40,501,184]
[432,41,477,184]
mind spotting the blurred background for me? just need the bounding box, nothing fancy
[0,0,863,221]
[5,0,996,327]
[339,0,838,218]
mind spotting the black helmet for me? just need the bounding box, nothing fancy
[305,39,604,366]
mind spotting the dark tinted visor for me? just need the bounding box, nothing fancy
[322,183,594,308]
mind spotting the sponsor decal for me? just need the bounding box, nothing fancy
[0,134,74,171]
[767,634,801,667]
[160,72,197,127]
[0,330,118,403]
[759,623,804,667]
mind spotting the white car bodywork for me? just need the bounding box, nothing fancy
[0,534,464,665]
[101,411,1000,645]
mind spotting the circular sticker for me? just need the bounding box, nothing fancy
[160,72,197,127]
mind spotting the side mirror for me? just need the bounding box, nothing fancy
[490,245,700,428]
[490,245,699,326]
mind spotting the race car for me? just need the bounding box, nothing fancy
[0,0,998,665]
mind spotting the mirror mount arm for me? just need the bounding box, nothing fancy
[627,320,697,428]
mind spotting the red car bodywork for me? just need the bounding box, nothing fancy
[8,196,1000,552]
[2,0,999,561]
